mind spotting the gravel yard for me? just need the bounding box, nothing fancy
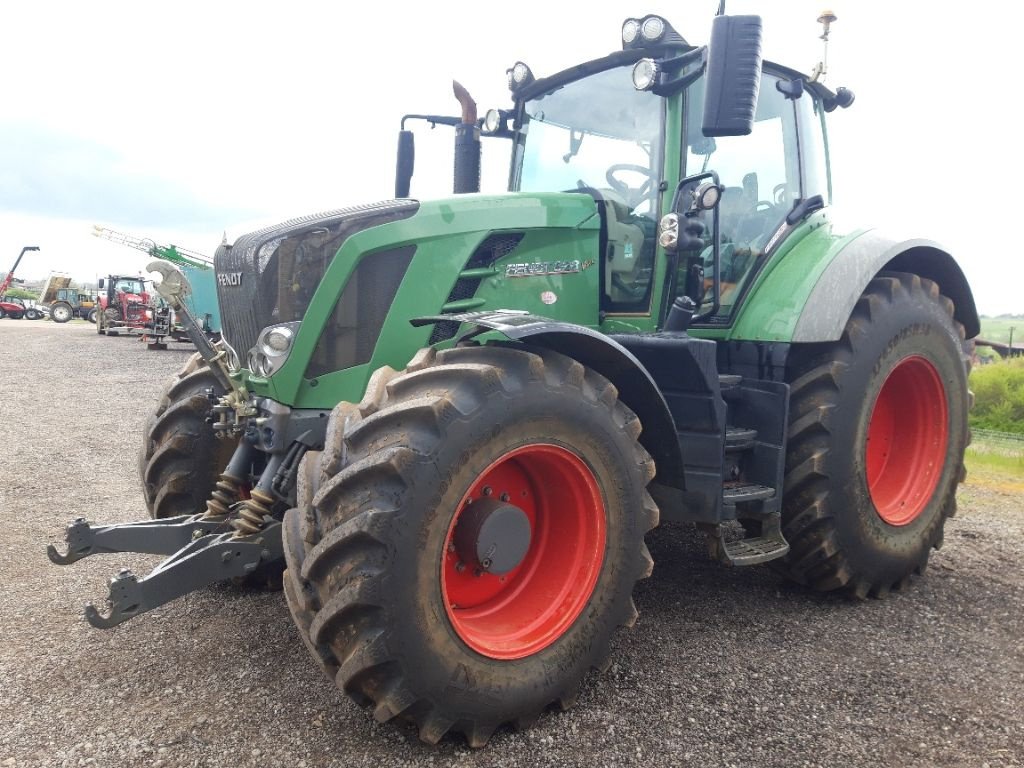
[1,321,1021,768]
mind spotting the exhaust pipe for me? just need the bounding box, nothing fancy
[452,80,480,194]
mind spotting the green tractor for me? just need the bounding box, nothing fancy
[50,11,976,747]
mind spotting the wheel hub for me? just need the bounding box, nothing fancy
[453,498,531,575]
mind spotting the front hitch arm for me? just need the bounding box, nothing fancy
[83,524,282,629]
[46,514,229,565]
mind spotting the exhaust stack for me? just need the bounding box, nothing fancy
[452,80,481,194]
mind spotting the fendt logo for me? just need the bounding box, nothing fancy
[217,272,243,287]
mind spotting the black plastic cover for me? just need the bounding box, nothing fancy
[395,130,415,198]
[702,15,763,137]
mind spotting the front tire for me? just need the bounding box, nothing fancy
[139,353,237,519]
[283,344,657,746]
[25,308,41,320]
[780,272,969,597]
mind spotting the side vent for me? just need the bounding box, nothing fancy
[429,233,524,344]
[306,246,415,379]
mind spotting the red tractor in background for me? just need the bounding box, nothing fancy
[95,275,154,336]
[0,246,42,320]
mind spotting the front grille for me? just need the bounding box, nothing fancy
[216,200,419,356]
[429,233,523,344]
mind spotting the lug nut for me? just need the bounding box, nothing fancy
[455,561,466,573]
[483,486,493,496]
[500,492,510,502]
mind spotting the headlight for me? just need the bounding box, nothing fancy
[248,321,301,378]
[632,58,659,91]
[262,325,294,355]
[658,213,679,250]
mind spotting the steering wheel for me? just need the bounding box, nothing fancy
[605,164,652,208]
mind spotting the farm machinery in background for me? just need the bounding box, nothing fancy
[37,273,98,323]
[0,246,43,320]
[91,226,221,336]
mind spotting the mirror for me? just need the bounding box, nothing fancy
[702,15,764,137]
[395,130,415,198]
[97,278,105,290]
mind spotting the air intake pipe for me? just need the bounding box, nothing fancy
[452,80,481,194]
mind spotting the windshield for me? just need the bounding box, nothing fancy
[516,65,663,217]
[514,65,664,312]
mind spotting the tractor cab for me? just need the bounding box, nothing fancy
[498,15,844,329]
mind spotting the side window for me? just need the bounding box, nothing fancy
[683,72,800,313]
[799,95,830,203]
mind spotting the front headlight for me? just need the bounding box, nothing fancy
[248,321,301,378]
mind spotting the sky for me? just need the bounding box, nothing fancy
[2,1,1022,314]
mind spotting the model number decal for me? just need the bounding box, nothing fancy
[217,272,243,287]
[505,259,593,278]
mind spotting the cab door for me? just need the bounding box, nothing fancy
[673,67,830,326]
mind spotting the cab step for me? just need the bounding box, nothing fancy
[722,482,775,506]
[725,427,757,452]
[718,373,742,391]
[703,514,790,567]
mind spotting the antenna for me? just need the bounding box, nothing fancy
[717,0,726,16]
[809,9,838,83]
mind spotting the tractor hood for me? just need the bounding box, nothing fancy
[215,193,599,360]
[215,201,421,358]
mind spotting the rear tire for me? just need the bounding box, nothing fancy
[87,309,98,323]
[779,272,969,597]
[282,344,657,746]
[139,353,238,519]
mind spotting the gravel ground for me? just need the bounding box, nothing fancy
[1,321,1022,768]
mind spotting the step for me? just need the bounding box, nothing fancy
[704,514,790,567]
[718,374,742,391]
[722,482,775,505]
[725,427,757,452]
[721,534,790,566]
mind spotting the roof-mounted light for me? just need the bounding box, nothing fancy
[622,19,640,46]
[641,16,666,42]
[632,58,660,91]
[621,14,689,51]
[507,61,535,92]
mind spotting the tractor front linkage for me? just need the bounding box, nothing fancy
[48,261,286,629]
[47,512,282,629]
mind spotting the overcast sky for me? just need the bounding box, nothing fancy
[2,1,1021,314]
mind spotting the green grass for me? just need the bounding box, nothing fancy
[966,447,1024,477]
[979,315,1024,345]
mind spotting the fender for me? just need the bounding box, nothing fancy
[412,311,686,488]
[792,231,980,342]
[729,223,980,343]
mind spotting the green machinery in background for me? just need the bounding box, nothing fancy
[91,226,221,334]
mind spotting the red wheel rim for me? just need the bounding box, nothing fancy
[865,355,949,526]
[441,444,606,660]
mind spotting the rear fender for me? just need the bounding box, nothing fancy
[413,312,685,488]
[792,232,980,342]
